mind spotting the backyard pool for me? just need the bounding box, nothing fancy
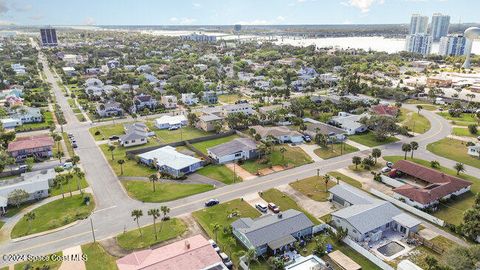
[377,241,405,257]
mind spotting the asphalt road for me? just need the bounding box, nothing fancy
[0,43,474,263]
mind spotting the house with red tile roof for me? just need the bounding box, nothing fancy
[116,234,227,270]
[370,104,399,117]
[391,160,472,209]
[7,135,54,162]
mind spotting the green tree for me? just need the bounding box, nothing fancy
[108,145,116,161]
[352,156,362,170]
[149,174,159,192]
[279,147,287,163]
[410,141,419,159]
[8,189,29,208]
[323,174,331,192]
[117,159,125,175]
[211,223,221,243]
[430,160,440,168]
[131,209,143,236]
[416,105,423,115]
[25,211,36,233]
[454,163,465,175]
[371,148,381,164]
[147,208,161,240]
[402,143,412,160]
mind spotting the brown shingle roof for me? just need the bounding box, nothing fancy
[7,135,54,152]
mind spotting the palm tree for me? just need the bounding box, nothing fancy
[159,205,170,232]
[323,174,331,192]
[65,173,73,197]
[211,223,221,243]
[117,159,125,175]
[52,133,62,154]
[25,211,36,232]
[73,167,84,195]
[416,105,423,115]
[352,156,362,170]
[454,163,465,175]
[149,174,159,192]
[371,148,381,165]
[410,141,419,159]
[131,209,143,236]
[402,143,412,160]
[430,160,440,168]
[71,155,80,166]
[147,208,161,240]
[108,145,116,160]
[279,147,287,162]
[244,248,257,268]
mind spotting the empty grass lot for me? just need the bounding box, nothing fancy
[197,164,239,184]
[193,199,261,265]
[11,194,95,238]
[218,94,248,104]
[314,143,359,159]
[452,127,477,138]
[328,171,363,189]
[191,134,240,154]
[121,180,214,203]
[49,174,89,196]
[384,156,478,225]
[146,123,212,144]
[348,132,399,147]
[116,218,187,250]
[427,138,480,170]
[437,112,478,126]
[290,173,363,202]
[259,188,320,224]
[99,142,158,177]
[14,252,63,270]
[397,108,431,134]
[241,145,312,174]
[81,243,119,270]
[90,123,129,141]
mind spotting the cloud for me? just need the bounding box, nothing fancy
[343,0,384,13]
[29,15,44,21]
[84,17,96,25]
[236,16,287,25]
[193,3,201,8]
[276,16,286,22]
[170,17,196,24]
[0,0,9,14]
[12,3,32,12]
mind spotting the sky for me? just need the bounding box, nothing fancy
[0,0,478,26]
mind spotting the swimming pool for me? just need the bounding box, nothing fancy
[377,241,405,257]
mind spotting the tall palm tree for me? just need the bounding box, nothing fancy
[108,145,116,161]
[244,248,257,268]
[352,156,362,170]
[117,159,125,175]
[131,209,143,236]
[416,105,423,115]
[149,174,159,192]
[323,174,331,192]
[371,148,381,165]
[211,223,221,243]
[454,163,465,175]
[279,147,287,162]
[147,208,161,240]
[25,211,36,233]
[65,173,73,197]
[159,206,170,232]
[410,141,419,159]
[73,167,84,195]
[71,155,80,166]
[402,143,412,160]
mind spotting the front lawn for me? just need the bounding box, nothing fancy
[121,180,214,203]
[14,252,63,270]
[116,218,187,250]
[11,194,95,238]
[81,243,119,270]
[99,142,158,177]
[192,199,261,265]
[397,108,431,134]
[452,127,478,138]
[197,164,239,185]
[62,132,75,157]
[50,174,89,196]
[191,134,241,154]
[15,111,54,132]
[437,112,478,126]
[241,145,312,174]
[146,124,212,144]
[314,143,359,159]
[218,94,247,104]
[328,172,363,189]
[348,132,399,147]
[90,123,129,141]
[427,138,480,170]
[384,156,478,225]
[259,189,320,224]
[290,176,337,201]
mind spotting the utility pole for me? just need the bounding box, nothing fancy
[90,218,96,243]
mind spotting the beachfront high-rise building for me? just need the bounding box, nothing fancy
[431,13,450,41]
[439,35,466,56]
[409,14,428,35]
[405,34,432,56]
[463,27,480,68]
[40,28,58,47]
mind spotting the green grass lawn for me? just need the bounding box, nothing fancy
[427,138,480,170]
[241,145,312,174]
[348,132,399,147]
[452,127,478,138]
[0,221,4,230]
[121,180,214,203]
[75,113,87,122]
[260,188,320,224]
[15,111,54,132]
[437,112,478,126]
[328,172,363,189]
[99,142,158,177]
[14,252,63,270]
[196,164,239,184]
[50,174,89,196]
[11,194,95,238]
[146,124,212,144]
[62,132,75,157]
[314,143,359,159]
[218,94,247,104]
[193,199,261,266]
[290,176,337,201]
[82,243,119,270]
[398,108,431,134]
[116,218,187,250]
[384,156,478,225]
[90,123,129,141]
[191,134,241,154]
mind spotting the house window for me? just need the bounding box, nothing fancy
[132,140,136,143]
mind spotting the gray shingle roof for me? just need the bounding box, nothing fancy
[208,138,257,157]
[231,209,314,248]
[329,183,379,205]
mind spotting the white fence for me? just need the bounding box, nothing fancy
[380,175,405,188]
[370,188,445,226]
[342,238,395,270]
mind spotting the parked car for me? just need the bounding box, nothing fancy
[62,162,73,169]
[219,252,233,269]
[109,135,119,141]
[255,203,268,213]
[205,199,219,207]
[169,125,179,131]
[302,135,311,142]
[68,133,74,138]
[381,167,391,173]
[72,143,78,148]
[268,202,280,213]
[386,161,393,168]
[477,136,480,141]
[208,239,221,253]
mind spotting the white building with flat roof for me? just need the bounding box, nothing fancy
[138,146,203,177]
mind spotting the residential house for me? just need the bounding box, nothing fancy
[116,234,227,270]
[391,160,472,209]
[62,66,76,77]
[5,95,23,107]
[0,118,22,129]
[303,119,347,142]
[11,63,26,75]
[427,77,452,88]
[258,102,290,115]
[371,104,399,117]
[85,67,101,75]
[468,144,480,158]
[131,94,157,113]
[202,91,218,104]
[85,78,105,96]
[329,112,368,135]
[285,255,327,270]
[0,169,55,214]
[319,73,339,84]
[222,103,253,116]
[298,66,318,81]
[137,146,203,177]
[136,65,152,73]
[120,122,149,147]
[96,101,124,118]
[7,135,54,161]
[181,93,198,106]
[231,209,314,256]
[207,138,258,164]
[107,60,120,69]
[161,95,177,109]
[154,115,187,130]
[254,80,271,91]
[329,183,421,242]
[9,107,43,123]
[252,125,304,144]
[196,114,223,132]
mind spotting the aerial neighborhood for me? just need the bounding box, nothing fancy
[0,8,479,270]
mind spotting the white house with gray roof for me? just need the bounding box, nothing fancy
[329,184,421,242]
[329,112,368,135]
[207,138,258,164]
[119,122,149,147]
[138,146,203,177]
[231,209,314,256]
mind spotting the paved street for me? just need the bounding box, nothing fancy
[0,43,473,264]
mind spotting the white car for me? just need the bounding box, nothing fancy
[381,167,391,173]
[208,239,220,253]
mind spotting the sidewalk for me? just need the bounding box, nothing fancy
[59,245,86,270]
[277,184,334,220]
[297,144,323,162]
[345,139,370,151]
